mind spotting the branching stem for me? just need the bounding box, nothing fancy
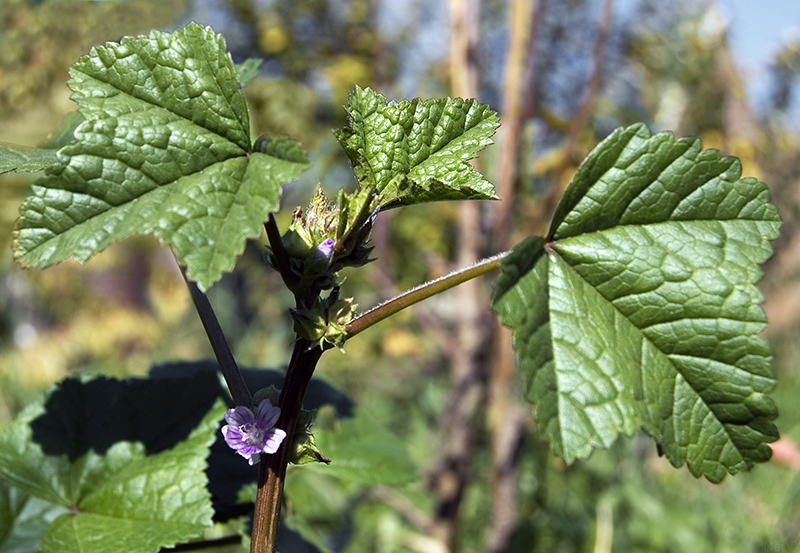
[345,251,509,339]
[183,219,508,553]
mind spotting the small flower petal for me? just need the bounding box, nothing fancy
[255,399,281,429]
[262,428,287,454]
[311,238,335,265]
[221,425,245,448]
[238,444,261,457]
[224,406,255,426]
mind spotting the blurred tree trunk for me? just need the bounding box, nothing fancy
[484,1,541,552]
[539,0,614,227]
[426,0,487,551]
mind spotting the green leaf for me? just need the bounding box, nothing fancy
[0,144,60,175]
[280,472,343,553]
[12,23,308,291]
[309,408,418,486]
[334,86,498,208]
[45,112,85,150]
[236,58,263,85]
[279,512,334,553]
[0,378,226,553]
[0,480,67,553]
[492,123,781,482]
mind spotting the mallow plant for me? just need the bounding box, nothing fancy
[0,23,782,553]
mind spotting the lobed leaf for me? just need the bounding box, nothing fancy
[13,23,308,291]
[0,376,226,553]
[492,123,781,482]
[334,86,498,208]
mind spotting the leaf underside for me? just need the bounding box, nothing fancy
[334,85,498,208]
[12,23,308,291]
[492,123,781,482]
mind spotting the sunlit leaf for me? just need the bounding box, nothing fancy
[13,23,308,291]
[492,123,781,482]
[0,481,67,553]
[334,86,498,208]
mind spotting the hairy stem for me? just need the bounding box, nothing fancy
[251,340,323,553]
[180,265,252,407]
[345,251,508,339]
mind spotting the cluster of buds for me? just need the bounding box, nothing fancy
[291,292,356,351]
[269,186,379,298]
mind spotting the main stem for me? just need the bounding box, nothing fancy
[251,215,325,553]
[183,215,507,552]
[251,339,322,553]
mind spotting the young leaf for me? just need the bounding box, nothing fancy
[492,123,780,482]
[0,378,226,553]
[0,144,60,175]
[13,23,308,291]
[334,86,498,208]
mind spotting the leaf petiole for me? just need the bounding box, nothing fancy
[264,214,299,298]
[345,251,509,340]
[179,264,252,407]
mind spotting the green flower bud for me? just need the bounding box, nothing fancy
[290,295,357,350]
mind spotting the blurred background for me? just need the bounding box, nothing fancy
[2,0,800,551]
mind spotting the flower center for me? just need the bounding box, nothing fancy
[240,422,265,446]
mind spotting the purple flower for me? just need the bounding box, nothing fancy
[311,238,335,266]
[221,399,287,465]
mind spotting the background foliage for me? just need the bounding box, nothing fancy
[2,0,800,552]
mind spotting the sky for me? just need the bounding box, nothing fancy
[718,0,800,112]
[719,0,800,66]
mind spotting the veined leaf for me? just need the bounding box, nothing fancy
[334,86,498,208]
[13,23,308,291]
[0,144,60,175]
[492,123,780,482]
[0,377,226,553]
[0,481,67,553]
